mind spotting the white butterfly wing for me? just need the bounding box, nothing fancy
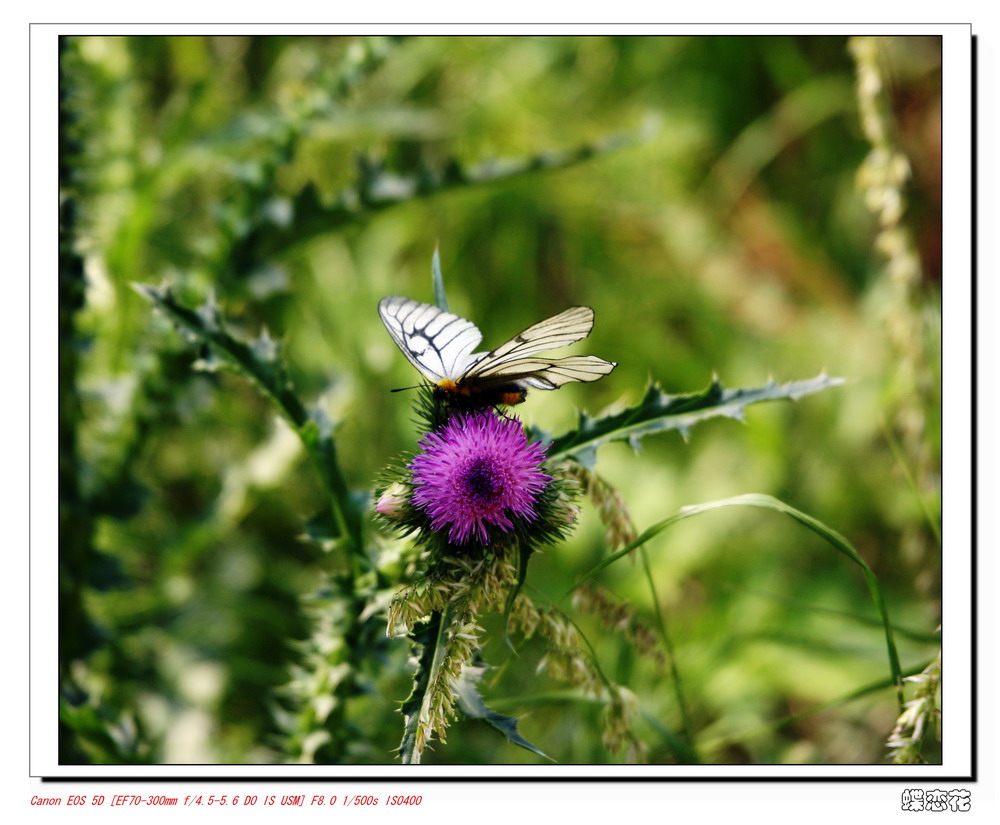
[378,296,483,382]
[462,306,616,388]
[463,306,594,373]
[476,355,618,389]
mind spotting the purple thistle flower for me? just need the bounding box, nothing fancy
[409,411,551,545]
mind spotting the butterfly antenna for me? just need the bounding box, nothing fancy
[390,384,422,393]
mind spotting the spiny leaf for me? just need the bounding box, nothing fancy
[454,664,553,761]
[229,128,648,273]
[398,610,451,764]
[541,373,844,466]
[134,283,362,554]
[133,283,309,427]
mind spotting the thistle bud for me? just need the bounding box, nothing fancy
[375,482,409,520]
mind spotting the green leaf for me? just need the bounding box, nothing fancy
[431,246,449,312]
[134,283,363,557]
[60,698,147,764]
[228,129,647,275]
[454,664,553,761]
[542,373,844,466]
[133,283,309,426]
[398,610,452,764]
[302,510,340,551]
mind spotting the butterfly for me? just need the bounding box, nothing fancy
[378,295,617,408]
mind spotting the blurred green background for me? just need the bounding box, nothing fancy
[59,34,942,765]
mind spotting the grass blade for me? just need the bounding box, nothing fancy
[573,493,904,710]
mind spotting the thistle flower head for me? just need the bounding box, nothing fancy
[408,410,551,545]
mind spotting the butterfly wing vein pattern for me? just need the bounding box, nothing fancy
[378,295,616,407]
[378,296,483,381]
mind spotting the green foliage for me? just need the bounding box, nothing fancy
[542,374,845,466]
[232,131,643,280]
[58,34,942,766]
[575,493,904,708]
[454,665,552,761]
[133,283,362,553]
[398,613,451,764]
[431,247,449,312]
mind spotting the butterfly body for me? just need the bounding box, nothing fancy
[433,377,528,408]
[378,295,616,409]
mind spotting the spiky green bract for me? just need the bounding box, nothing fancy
[411,383,449,433]
[537,373,845,467]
